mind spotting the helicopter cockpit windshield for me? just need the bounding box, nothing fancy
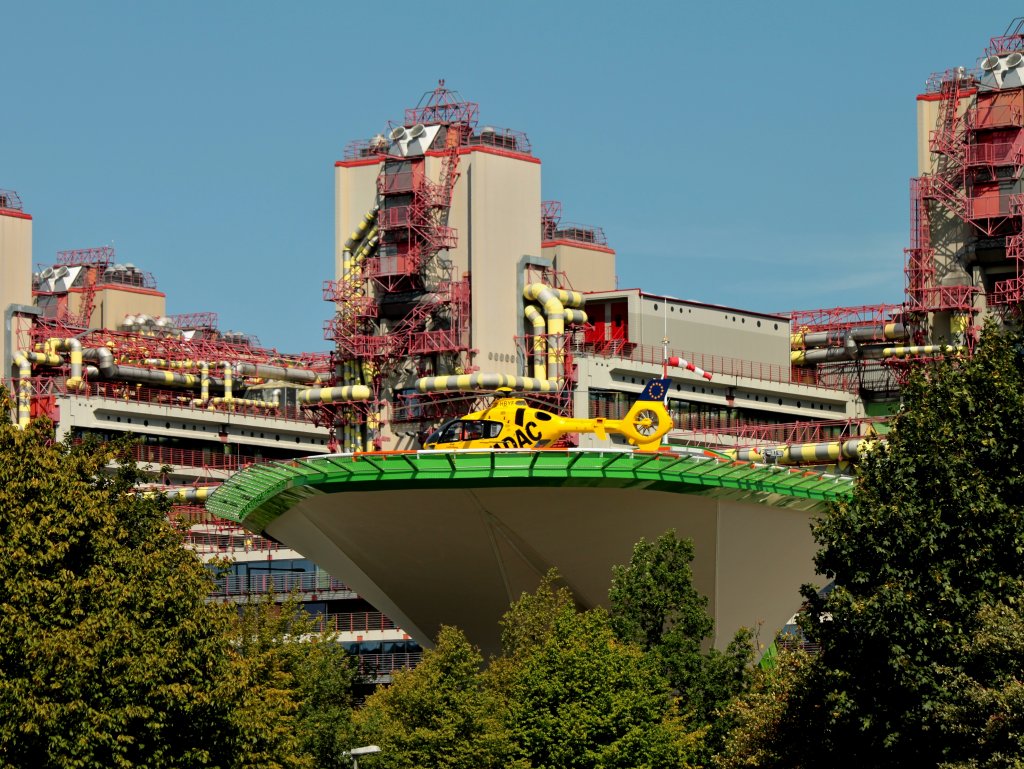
[426,419,504,446]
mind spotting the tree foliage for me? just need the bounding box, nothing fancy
[353,625,519,769]
[494,571,699,769]
[608,531,753,729]
[0,412,341,768]
[934,599,1024,768]
[714,650,812,769]
[227,592,359,768]
[721,324,1024,767]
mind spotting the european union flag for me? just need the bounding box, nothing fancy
[638,378,671,401]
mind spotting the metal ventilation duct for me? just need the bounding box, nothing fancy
[1002,52,1024,89]
[979,55,1005,91]
[387,123,442,157]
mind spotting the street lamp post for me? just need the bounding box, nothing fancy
[342,745,381,769]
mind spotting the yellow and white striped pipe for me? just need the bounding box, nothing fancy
[880,344,961,358]
[193,362,210,406]
[11,351,59,429]
[524,284,568,379]
[523,305,546,379]
[524,284,584,309]
[222,362,233,403]
[42,338,85,390]
[145,486,216,504]
[297,385,372,404]
[791,343,964,365]
[416,374,562,393]
[725,438,878,465]
[343,208,378,253]
[209,395,279,410]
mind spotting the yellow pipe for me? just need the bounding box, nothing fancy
[13,353,33,429]
[144,486,215,504]
[881,345,961,358]
[528,285,583,309]
[343,209,378,253]
[297,385,372,404]
[190,362,211,407]
[223,362,233,404]
[209,396,278,409]
[523,305,546,379]
[416,374,561,393]
[524,284,566,379]
[12,351,61,429]
[951,314,971,344]
[725,438,878,465]
[790,323,909,350]
[43,338,85,390]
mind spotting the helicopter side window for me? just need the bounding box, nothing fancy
[460,420,503,440]
[436,421,466,443]
[428,419,504,445]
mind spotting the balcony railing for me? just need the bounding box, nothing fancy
[309,611,399,633]
[572,340,812,389]
[356,652,422,676]
[210,572,354,597]
[966,141,1023,167]
[132,443,264,471]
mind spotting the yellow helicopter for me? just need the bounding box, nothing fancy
[422,378,674,452]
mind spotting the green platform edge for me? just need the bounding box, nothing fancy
[206,450,856,534]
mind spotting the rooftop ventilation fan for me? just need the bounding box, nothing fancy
[982,55,1002,71]
[1006,52,1024,68]
[408,123,426,139]
[40,267,54,280]
[53,265,69,279]
[390,126,408,142]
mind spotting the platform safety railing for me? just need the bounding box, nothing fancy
[210,571,355,597]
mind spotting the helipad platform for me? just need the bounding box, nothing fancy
[208,448,854,655]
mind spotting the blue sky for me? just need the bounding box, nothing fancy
[1,2,1013,351]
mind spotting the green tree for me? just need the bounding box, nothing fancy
[608,531,753,728]
[227,592,358,769]
[493,572,700,769]
[713,649,812,769]
[934,599,1024,769]
[728,325,1024,767]
[353,624,519,769]
[0,416,304,767]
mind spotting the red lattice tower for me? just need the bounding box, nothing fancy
[986,17,1024,57]
[905,178,936,314]
[322,85,476,446]
[913,69,972,240]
